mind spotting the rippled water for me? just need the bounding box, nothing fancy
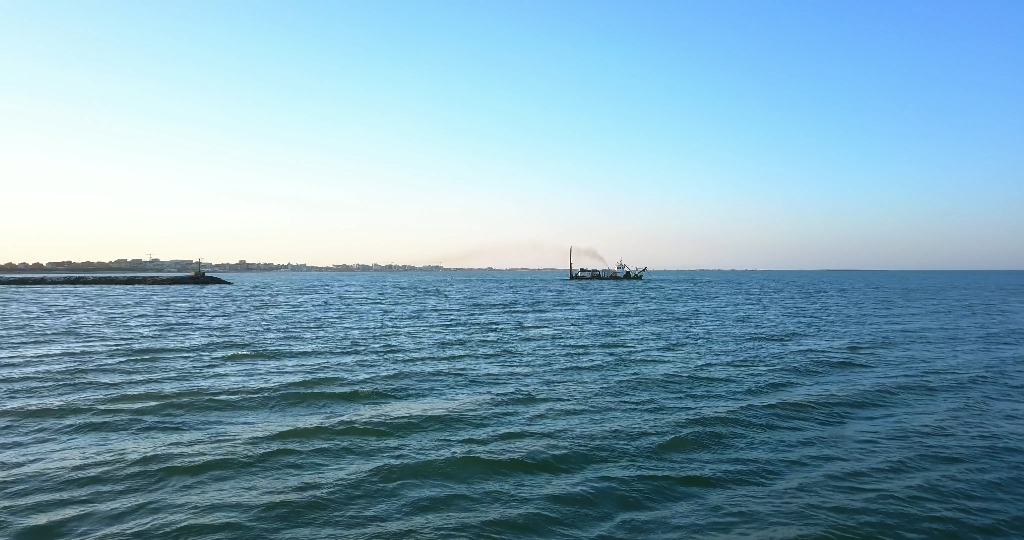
[2,271,1023,539]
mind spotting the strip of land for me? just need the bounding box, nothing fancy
[0,275,232,285]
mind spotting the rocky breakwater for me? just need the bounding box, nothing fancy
[0,275,232,285]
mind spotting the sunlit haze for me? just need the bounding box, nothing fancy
[2,1,1022,269]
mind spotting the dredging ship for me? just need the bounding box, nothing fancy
[569,247,647,280]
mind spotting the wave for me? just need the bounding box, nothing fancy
[149,448,303,479]
[741,380,794,396]
[489,391,564,407]
[829,359,874,369]
[656,430,733,453]
[634,473,722,489]
[270,376,349,390]
[683,411,785,434]
[274,389,398,405]
[101,389,212,405]
[221,350,284,361]
[219,349,344,361]
[265,424,393,441]
[160,520,256,538]
[748,332,803,343]
[91,388,399,415]
[367,452,588,484]
[461,430,553,446]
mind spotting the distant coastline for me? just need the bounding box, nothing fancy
[0,275,231,286]
[0,258,563,274]
[3,260,1017,274]
[0,267,563,274]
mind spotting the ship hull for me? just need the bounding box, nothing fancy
[569,275,643,280]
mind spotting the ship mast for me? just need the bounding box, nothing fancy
[569,246,573,280]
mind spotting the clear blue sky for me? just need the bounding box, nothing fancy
[2,1,1021,268]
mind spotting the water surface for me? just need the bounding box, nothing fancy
[2,271,1023,538]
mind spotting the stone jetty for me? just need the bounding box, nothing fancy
[0,275,232,285]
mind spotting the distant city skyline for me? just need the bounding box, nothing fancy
[0,253,607,272]
[0,257,450,273]
[6,254,1024,273]
[2,1,1022,269]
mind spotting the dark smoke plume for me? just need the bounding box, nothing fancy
[435,243,611,268]
[438,242,558,267]
[573,246,609,268]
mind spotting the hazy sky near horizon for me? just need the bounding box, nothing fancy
[2,1,1022,269]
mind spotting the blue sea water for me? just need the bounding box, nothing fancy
[1,271,1023,539]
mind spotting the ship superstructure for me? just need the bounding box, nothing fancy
[568,247,647,280]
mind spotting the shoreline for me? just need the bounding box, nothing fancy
[0,275,232,286]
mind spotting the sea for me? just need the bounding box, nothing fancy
[2,271,1023,539]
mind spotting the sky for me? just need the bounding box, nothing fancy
[1,1,1022,269]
